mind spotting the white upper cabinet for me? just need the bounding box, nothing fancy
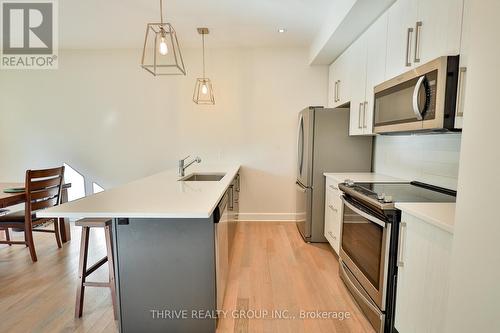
[328,50,351,108]
[349,12,388,136]
[328,0,464,133]
[454,0,471,129]
[385,0,464,80]
[363,12,389,135]
[348,34,368,136]
[328,63,335,108]
[416,0,463,65]
[386,0,418,79]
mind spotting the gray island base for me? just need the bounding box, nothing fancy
[113,216,218,333]
[35,165,241,333]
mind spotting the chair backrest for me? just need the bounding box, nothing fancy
[25,166,65,220]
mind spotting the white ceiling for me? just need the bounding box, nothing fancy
[59,0,337,49]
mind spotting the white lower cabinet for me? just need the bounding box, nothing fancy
[324,178,343,255]
[395,213,453,333]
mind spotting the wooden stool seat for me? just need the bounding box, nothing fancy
[75,218,117,319]
[75,218,112,227]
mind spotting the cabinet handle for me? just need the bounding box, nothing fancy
[328,204,338,212]
[337,81,340,102]
[329,185,338,191]
[333,81,337,102]
[334,81,338,102]
[456,67,467,117]
[406,27,414,67]
[414,21,422,63]
[363,101,368,128]
[397,222,407,267]
[358,103,363,129]
[328,231,337,240]
[236,174,241,192]
[337,80,341,102]
[228,187,234,210]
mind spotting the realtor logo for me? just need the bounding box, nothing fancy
[1,0,58,69]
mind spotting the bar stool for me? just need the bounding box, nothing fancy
[75,218,117,319]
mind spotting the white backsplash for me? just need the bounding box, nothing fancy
[373,133,462,190]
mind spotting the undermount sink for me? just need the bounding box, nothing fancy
[179,173,226,182]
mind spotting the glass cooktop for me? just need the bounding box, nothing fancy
[351,181,457,203]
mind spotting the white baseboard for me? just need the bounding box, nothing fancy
[237,213,297,222]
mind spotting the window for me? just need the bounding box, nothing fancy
[63,163,86,201]
[92,182,104,194]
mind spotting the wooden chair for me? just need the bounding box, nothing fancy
[0,209,10,244]
[74,218,117,319]
[0,166,65,262]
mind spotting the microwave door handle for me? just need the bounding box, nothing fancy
[412,75,425,120]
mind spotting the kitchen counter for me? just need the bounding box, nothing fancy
[395,202,455,234]
[38,164,240,333]
[37,164,240,219]
[324,172,406,183]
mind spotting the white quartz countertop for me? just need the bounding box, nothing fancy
[37,164,240,219]
[323,172,406,183]
[395,202,456,234]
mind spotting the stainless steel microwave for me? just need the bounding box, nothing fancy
[373,56,462,134]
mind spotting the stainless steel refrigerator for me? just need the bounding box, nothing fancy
[295,106,373,242]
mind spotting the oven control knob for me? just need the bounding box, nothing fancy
[383,195,393,203]
[377,193,385,201]
[345,179,355,187]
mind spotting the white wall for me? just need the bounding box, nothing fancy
[444,0,500,331]
[0,47,328,221]
[373,133,461,190]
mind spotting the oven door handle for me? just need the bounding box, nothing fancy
[397,222,408,267]
[341,196,387,228]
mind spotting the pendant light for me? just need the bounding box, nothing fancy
[193,28,215,105]
[141,0,186,76]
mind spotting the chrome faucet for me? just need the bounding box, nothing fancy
[178,155,201,177]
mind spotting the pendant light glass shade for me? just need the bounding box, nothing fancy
[193,28,215,105]
[193,78,215,104]
[141,0,186,76]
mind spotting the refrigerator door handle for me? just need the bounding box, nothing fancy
[297,114,305,178]
[296,182,307,192]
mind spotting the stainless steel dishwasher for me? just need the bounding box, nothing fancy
[215,191,229,312]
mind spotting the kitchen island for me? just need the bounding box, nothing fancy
[37,165,241,333]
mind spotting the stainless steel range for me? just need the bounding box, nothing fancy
[338,181,456,333]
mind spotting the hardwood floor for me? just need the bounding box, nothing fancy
[0,222,373,333]
[218,222,374,333]
[0,226,117,333]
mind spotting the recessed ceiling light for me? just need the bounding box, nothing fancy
[278,28,287,33]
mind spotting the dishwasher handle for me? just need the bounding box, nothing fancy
[214,192,228,223]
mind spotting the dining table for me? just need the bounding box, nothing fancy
[0,182,72,242]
